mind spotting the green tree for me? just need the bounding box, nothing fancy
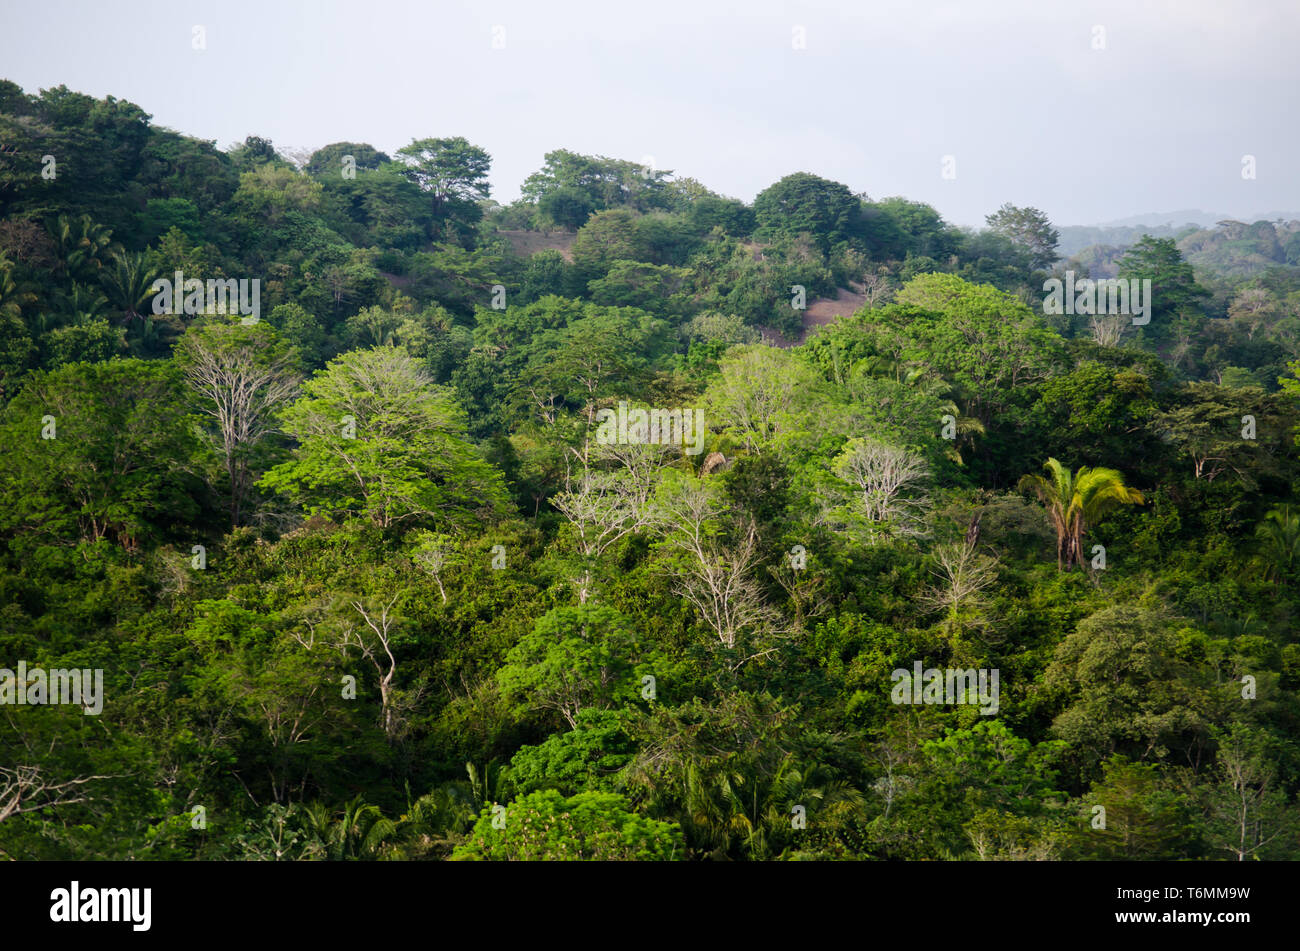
[538,185,595,230]
[304,142,390,178]
[1018,457,1143,569]
[1045,605,1212,768]
[521,149,672,215]
[892,273,1064,428]
[396,136,491,229]
[1074,756,1202,859]
[42,318,126,367]
[570,208,649,279]
[505,709,636,795]
[0,359,201,549]
[259,346,508,528]
[753,172,865,252]
[229,164,323,226]
[497,605,637,730]
[984,203,1060,270]
[1117,235,1208,344]
[451,789,682,860]
[1254,505,1300,582]
[1149,382,1291,487]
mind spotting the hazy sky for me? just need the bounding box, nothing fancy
[2,0,1297,227]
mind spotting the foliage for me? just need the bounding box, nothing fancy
[2,79,1300,864]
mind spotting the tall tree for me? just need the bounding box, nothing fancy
[753,172,865,252]
[174,322,301,526]
[984,203,1060,270]
[1117,236,1208,343]
[258,346,508,529]
[396,136,491,229]
[1018,458,1143,569]
[0,359,201,550]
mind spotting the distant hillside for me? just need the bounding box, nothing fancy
[1092,209,1300,228]
[1057,222,1199,258]
[1059,210,1300,259]
[1063,218,1300,279]
[1177,218,1300,277]
[1090,209,1231,229]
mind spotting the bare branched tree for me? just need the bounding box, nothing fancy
[0,765,113,824]
[411,532,455,603]
[922,538,1000,636]
[656,479,782,657]
[1088,313,1127,348]
[831,437,930,537]
[1227,287,1277,342]
[339,596,403,741]
[767,558,830,632]
[176,323,301,526]
[552,442,669,602]
[859,271,895,308]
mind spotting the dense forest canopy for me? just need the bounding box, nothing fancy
[2,81,1299,861]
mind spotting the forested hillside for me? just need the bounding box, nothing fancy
[2,81,1299,861]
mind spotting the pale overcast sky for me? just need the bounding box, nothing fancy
[2,0,1297,227]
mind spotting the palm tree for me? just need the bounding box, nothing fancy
[1018,458,1144,570]
[348,305,400,347]
[464,760,507,808]
[126,315,164,358]
[388,784,477,859]
[101,250,163,321]
[301,795,397,860]
[56,281,110,320]
[0,259,36,321]
[647,751,864,860]
[51,214,117,282]
[903,368,984,464]
[717,758,865,860]
[1255,505,1300,582]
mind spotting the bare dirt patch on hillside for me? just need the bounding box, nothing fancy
[760,283,868,348]
[499,229,577,261]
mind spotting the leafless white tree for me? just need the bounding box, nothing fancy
[832,437,930,537]
[339,596,403,740]
[922,539,1000,635]
[552,442,670,602]
[411,532,454,603]
[1088,313,1127,348]
[656,479,782,659]
[275,145,317,170]
[1227,287,1277,341]
[767,557,830,632]
[0,765,113,824]
[859,271,895,308]
[176,323,301,526]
